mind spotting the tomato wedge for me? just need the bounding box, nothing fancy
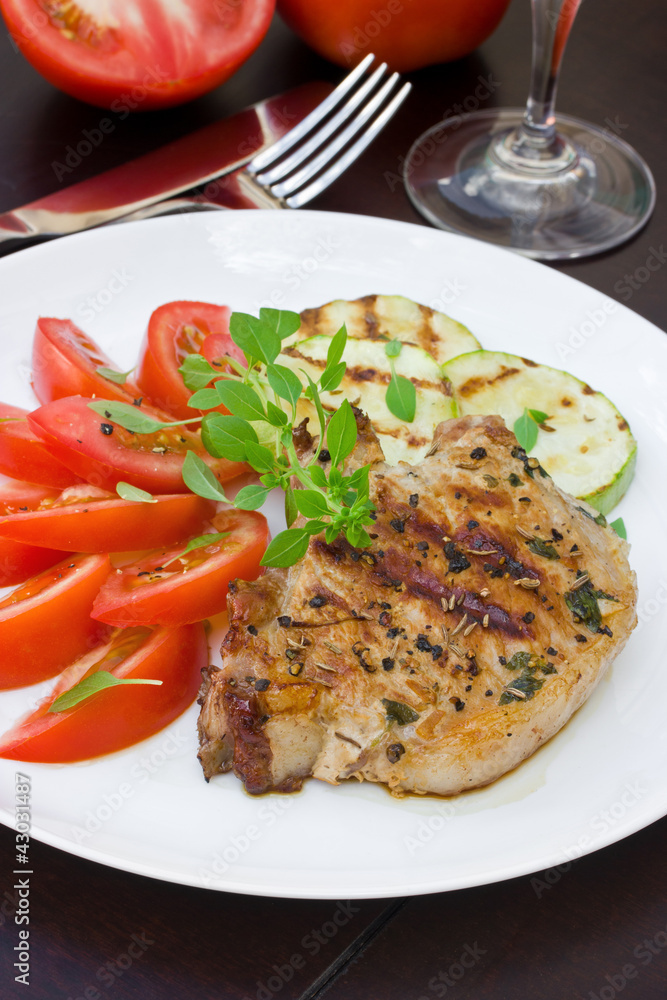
[0,402,81,488]
[32,317,145,407]
[201,332,245,370]
[0,483,217,552]
[135,301,243,420]
[0,479,67,584]
[0,623,207,762]
[0,535,69,587]
[0,553,111,689]
[92,509,269,626]
[28,396,246,494]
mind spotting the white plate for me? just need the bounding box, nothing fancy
[0,211,666,900]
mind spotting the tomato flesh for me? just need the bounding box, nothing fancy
[32,317,146,406]
[0,483,217,552]
[0,623,208,762]
[0,478,67,584]
[0,553,111,689]
[135,301,239,420]
[92,509,269,626]
[0,402,82,488]
[27,395,246,494]
[0,0,276,110]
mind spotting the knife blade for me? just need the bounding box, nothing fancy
[0,82,332,246]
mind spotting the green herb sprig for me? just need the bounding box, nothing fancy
[116,482,157,503]
[88,310,379,568]
[49,671,162,712]
[513,408,550,452]
[95,366,134,385]
[384,340,416,422]
[178,310,377,568]
[610,517,627,539]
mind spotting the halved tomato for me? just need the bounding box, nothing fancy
[0,483,216,552]
[32,317,144,407]
[0,402,82,488]
[0,623,207,762]
[0,553,111,689]
[135,301,243,420]
[27,396,246,494]
[0,0,275,111]
[0,478,67,584]
[92,509,269,626]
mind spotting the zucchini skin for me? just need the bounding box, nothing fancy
[442,350,637,514]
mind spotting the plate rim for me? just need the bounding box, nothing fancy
[0,208,665,899]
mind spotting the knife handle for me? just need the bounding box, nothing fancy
[0,213,35,243]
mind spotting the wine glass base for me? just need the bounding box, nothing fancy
[403,109,656,261]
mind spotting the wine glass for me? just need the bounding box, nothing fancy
[403,0,656,260]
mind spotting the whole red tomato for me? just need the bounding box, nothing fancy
[277,0,511,71]
[0,0,275,110]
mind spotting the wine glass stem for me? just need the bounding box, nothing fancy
[519,0,581,154]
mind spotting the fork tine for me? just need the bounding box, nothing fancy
[247,53,376,175]
[284,82,412,210]
[255,63,389,186]
[268,74,404,200]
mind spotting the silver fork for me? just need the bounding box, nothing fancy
[127,54,411,218]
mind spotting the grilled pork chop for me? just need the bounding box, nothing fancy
[198,413,637,797]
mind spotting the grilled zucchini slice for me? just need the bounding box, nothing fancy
[442,351,636,514]
[289,294,480,365]
[280,335,457,465]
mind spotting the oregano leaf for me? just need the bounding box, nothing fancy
[116,482,157,503]
[200,413,257,462]
[181,450,230,501]
[96,366,133,385]
[514,408,539,452]
[319,361,347,393]
[385,372,416,422]
[384,339,403,359]
[610,517,627,539]
[326,324,348,367]
[215,380,266,422]
[294,489,330,519]
[260,528,309,567]
[49,671,162,713]
[284,484,298,527]
[259,308,301,340]
[234,484,271,511]
[326,399,357,468]
[178,353,219,390]
[87,401,173,434]
[229,313,279,365]
[267,364,303,409]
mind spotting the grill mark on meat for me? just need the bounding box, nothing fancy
[223,685,274,794]
[451,529,539,581]
[377,549,524,638]
[312,533,525,638]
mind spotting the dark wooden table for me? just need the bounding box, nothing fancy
[1,1,666,997]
